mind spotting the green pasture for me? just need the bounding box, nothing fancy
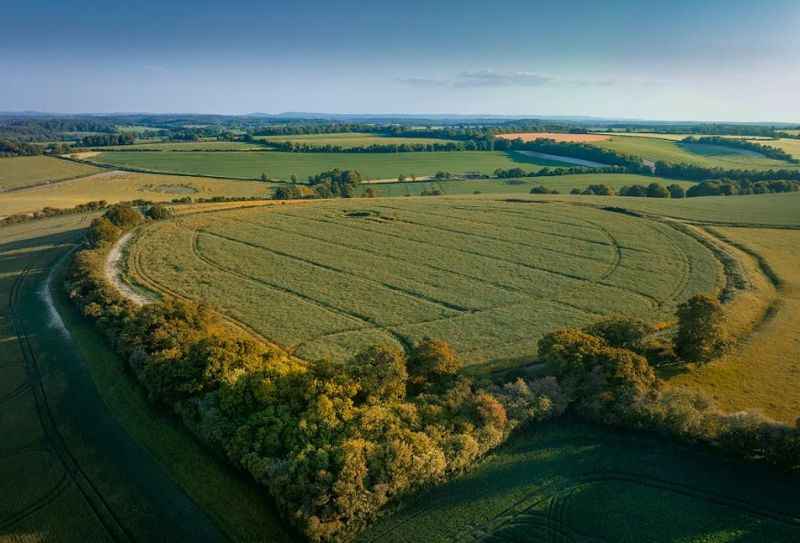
[0,156,102,191]
[93,150,579,180]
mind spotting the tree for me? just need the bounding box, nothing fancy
[398,174,407,182]
[104,204,143,228]
[290,174,297,183]
[674,294,726,362]
[646,182,670,198]
[667,184,686,198]
[407,338,461,391]
[584,317,655,351]
[260,173,268,182]
[146,203,173,220]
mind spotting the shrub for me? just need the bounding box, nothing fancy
[674,294,726,362]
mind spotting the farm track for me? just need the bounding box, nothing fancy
[4,261,133,542]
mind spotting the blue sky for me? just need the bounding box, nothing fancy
[2,0,799,121]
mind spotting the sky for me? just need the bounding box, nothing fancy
[1,0,799,122]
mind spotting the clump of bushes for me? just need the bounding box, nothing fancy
[529,185,559,194]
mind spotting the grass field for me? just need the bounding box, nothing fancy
[257,132,458,147]
[125,197,723,367]
[92,150,581,180]
[594,135,798,169]
[0,156,102,191]
[667,227,800,423]
[357,422,800,543]
[0,171,273,217]
[362,174,692,197]
[91,141,266,151]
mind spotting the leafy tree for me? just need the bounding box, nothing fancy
[104,204,143,228]
[584,317,655,351]
[146,203,173,220]
[674,294,726,362]
[646,182,670,198]
[407,338,461,391]
[667,184,686,198]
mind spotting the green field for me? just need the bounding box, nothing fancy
[0,170,273,217]
[358,422,800,543]
[0,214,294,542]
[363,174,692,197]
[257,132,457,147]
[0,156,102,191]
[535,191,800,227]
[126,197,723,367]
[92,141,266,151]
[93,150,579,180]
[594,135,798,169]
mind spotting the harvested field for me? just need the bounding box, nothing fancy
[124,197,724,367]
[496,132,611,142]
[0,171,273,217]
[0,156,102,191]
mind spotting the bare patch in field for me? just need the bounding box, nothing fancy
[497,132,611,143]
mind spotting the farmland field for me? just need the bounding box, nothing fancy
[769,138,800,159]
[495,132,611,142]
[0,156,102,191]
[667,227,800,423]
[125,197,724,367]
[92,150,583,180]
[91,141,266,151]
[257,132,458,147]
[0,170,273,217]
[362,174,691,197]
[594,131,775,141]
[537,191,800,227]
[594,135,799,169]
[0,214,293,542]
[357,421,800,543]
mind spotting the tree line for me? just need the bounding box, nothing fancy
[79,133,136,147]
[654,161,800,182]
[0,139,71,157]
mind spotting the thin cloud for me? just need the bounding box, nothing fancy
[399,70,623,89]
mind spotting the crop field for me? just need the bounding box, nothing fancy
[495,132,611,142]
[256,132,458,147]
[357,422,800,543]
[0,215,293,542]
[92,150,581,180]
[0,171,273,217]
[0,156,102,191]
[91,141,266,151]
[594,135,799,169]
[594,132,775,141]
[538,191,800,227]
[361,174,691,197]
[667,227,800,423]
[125,197,723,367]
